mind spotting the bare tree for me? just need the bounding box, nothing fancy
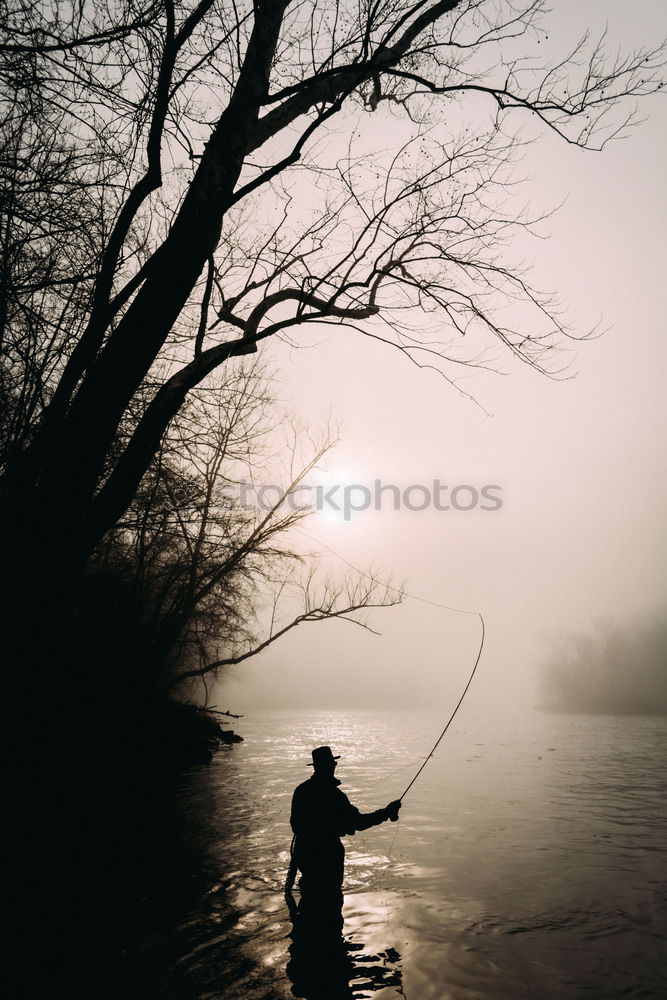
[0,0,663,692]
[0,76,104,466]
[87,358,399,701]
[171,565,401,693]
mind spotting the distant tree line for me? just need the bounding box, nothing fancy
[540,614,667,715]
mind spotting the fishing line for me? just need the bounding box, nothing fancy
[365,754,431,790]
[294,526,482,617]
[293,526,486,799]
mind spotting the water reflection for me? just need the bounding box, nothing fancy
[285,888,402,1000]
[16,710,665,999]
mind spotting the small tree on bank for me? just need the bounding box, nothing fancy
[86,360,399,705]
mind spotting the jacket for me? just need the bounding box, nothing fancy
[290,772,388,844]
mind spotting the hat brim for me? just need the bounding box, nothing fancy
[308,756,340,765]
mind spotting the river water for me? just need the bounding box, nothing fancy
[140,708,667,999]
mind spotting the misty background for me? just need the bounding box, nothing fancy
[216,2,667,718]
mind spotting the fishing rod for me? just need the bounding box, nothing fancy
[284,614,485,890]
[397,612,485,802]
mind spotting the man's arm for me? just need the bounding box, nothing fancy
[349,799,402,832]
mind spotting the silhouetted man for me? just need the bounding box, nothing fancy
[289,746,401,898]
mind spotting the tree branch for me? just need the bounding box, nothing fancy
[168,595,401,688]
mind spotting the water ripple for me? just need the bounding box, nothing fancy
[158,709,667,999]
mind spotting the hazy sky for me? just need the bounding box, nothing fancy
[217,1,667,715]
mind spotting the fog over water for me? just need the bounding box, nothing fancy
[540,611,667,715]
[217,2,667,719]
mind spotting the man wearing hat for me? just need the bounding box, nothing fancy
[289,746,401,896]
